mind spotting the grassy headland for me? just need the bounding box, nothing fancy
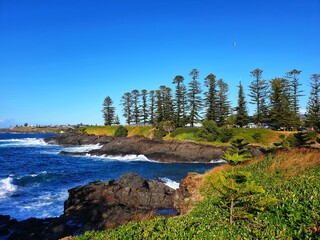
[82,125,293,148]
[0,126,63,133]
[74,148,320,239]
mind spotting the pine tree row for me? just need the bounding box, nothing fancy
[102,69,320,131]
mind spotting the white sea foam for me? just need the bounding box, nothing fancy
[210,159,227,163]
[63,144,102,153]
[30,171,48,178]
[0,177,17,199]
[160,177,180,190]
[86,154,157,162]
[0,138,47,147]
[16,190,68,219]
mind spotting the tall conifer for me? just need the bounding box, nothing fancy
[306,74,320,131]
[131,89,141,125]
[149,90,156,125]
[204,73,218,121]
[187,69,202,127]
[102,96,115,126]
[285,69,303,129]
[141,89,148,125]
[269,78,292,129]
[235,81,248,127]
[249,68,268,126]
[121,92,133,125]
[216,79,230,126]
[172,75,185,127]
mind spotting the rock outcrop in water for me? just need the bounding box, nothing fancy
[45,132,267,162]
[64,172,176,230]
[44,132,114,146]
[89,136,228,162]
[0,173,180,240]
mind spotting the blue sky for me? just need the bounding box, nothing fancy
[1,0,319,127]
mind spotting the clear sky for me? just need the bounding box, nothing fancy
[1,0,319,127]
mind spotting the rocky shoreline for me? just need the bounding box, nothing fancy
[0,132,267,239]
[44,132,266,162]
[0,172,190,240]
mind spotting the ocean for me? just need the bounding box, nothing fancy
[0,133,222,221]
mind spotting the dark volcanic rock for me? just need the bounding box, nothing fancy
[64,172,175,230]
[0,215,81,240]
[46,132,267,162]
[0,173,177,239]
[90,136,227,162]
[44,131,114,146]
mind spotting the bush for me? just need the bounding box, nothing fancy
[282,134,300,148]
[219,127,234,143]
[252,132,262,142]
[114,125,128,137]
[162,121,175,134]
[197,120,219,142]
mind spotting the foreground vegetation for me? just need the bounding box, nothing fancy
[73,148,320,239]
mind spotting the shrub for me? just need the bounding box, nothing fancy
[282,134,299,148]
[114,125,128,137]
[197,120,219,142]
[162,121,175,134]
[219,127,234,143]
[282,131,319,147]
[252,132,262,142]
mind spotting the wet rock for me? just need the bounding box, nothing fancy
[90,136,227,162]
[64,172,175,230]
[44,132,114,146]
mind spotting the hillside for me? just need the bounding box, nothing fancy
[73,148,320,239]
[82,125,291,148]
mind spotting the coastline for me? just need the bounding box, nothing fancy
[0,131,227,239]
[0,130,268,239]
[44,131,268,163]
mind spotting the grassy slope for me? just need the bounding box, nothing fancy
[74,148,320,239]
[83,126,153,137]
[83,126,287,147]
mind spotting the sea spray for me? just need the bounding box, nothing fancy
[160,177,180,189]
[0,177,17,199]
[62,144,102,153]
[0,138,47,147]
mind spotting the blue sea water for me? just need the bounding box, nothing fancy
[0,133,223,221]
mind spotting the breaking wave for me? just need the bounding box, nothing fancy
[160,177,180,189]
[0,138,47,147]
[210,159,227,163]
[62,144,102,153]
[86,154,157,162]
[0,177,17,199]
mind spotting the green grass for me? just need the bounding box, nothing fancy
[83,126,291,147]
[168,127,284,147]
[125,126,153,137]
[82,126,153,137]
[83,126,118,136]
[73,149,320,239]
